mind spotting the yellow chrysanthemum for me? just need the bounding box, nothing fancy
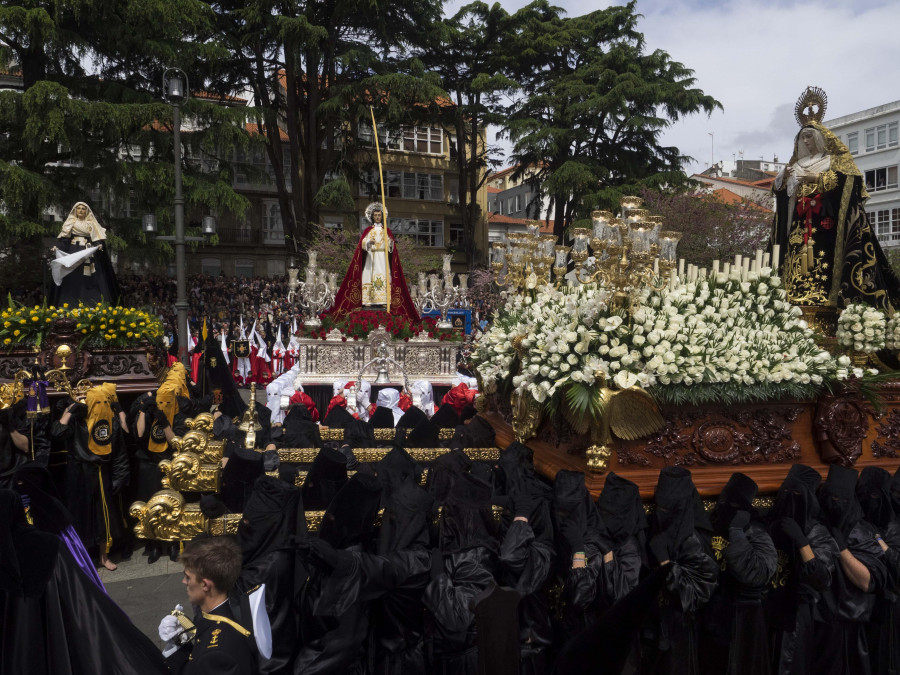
[3,338,10,345]
[13,330,20,336]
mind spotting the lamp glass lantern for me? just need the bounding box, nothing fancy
[142,214,157,234]
[201,215,217,235]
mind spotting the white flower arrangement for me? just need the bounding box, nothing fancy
[836,303,887,354]
[885,313,900,351]
[472,266,854,419]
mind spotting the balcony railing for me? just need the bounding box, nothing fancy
[213,227,287,247]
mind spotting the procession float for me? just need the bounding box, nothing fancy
[471,87,900,497]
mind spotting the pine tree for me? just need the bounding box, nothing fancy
[0,0,252,293]
[503,0,722,238]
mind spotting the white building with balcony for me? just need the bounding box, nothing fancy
[825,100,900,248]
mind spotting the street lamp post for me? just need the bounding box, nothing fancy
[164,68,189,366]
[142,68,216,366]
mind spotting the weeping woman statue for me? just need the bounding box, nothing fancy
[48,202,121,307]
[771,87,900,311]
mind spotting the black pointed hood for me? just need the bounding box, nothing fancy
[818,464,862,533]
[396,405,427,430]
[597,472,647,546]
[319,472,382,549]
[377,478,434,554]
[439,472,498,554]
[857,466,894,530]
[238,476,306,565]
[654,467,706,547]
[769,463,823,534]
[430,403,460,429]
[322,404,355,429]
[301,447,348,511]
[711,472,758,535]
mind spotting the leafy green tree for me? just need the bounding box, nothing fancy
[0,1,252,295]
[503,0,721,238]
[416,1,520,266]
[205,0,445,253]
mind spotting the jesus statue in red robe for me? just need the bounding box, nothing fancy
[328,202,419,321]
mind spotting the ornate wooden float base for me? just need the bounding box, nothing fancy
[482,382,900,498]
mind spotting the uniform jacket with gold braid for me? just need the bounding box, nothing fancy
[164,601,256,675]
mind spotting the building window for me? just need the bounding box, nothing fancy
[234,259,255,277]
[864,166,899,192]
[865,122,899,152]
[847,131,858,155]
[403,126,443,154]
[267,258,285,277]
[872,208,900,244]
[390,218,443,247]
[358,121,401,150]
[262,201,284,244]
[449,223,464,247]
[201,258,221,276]
[323,217,344,230]
[359,170,442,200]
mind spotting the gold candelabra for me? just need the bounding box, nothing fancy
[576,198,682,312]
[488,199,682,313]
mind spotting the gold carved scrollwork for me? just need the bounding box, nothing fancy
[160,452,221,493]
[185,413,215,434]
[320,428,344,441]
[511,389,542,442]
[279,447,500,466]
[129,490,208,541]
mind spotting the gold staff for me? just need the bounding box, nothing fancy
[369,105,391,311]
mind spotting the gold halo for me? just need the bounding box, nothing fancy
[795,86,828,126]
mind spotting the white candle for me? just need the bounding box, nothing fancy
[668,269,676,290]
[678,258,685,278]
[772,244,780,268]
[699,267,707,280]
[762,252,770,268]
[723,262,731,275]
[743,258,751,277]
[712,260,720,274]
[735,254,743,269]
[653,259,659,274]
[755,249,763,269]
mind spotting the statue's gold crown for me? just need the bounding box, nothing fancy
[795,86,828,127]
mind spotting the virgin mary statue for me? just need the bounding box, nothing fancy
[329,202,419,320]
[771,87,900,311]
[48,202,121,307]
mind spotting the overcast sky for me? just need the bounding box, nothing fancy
[447,0,900,175]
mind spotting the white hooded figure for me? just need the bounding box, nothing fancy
[410,380,435,417]
[375,388,404,426]
[354,380,372,421]
[271,326,287,375]
[266,366,300,425]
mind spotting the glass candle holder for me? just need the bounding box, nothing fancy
[658,231,683,261]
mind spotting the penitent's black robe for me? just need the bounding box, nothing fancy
[766,523,836,675]
[51,416,129,553]
[701,522,777,675]
[1,491,167,675]
[814,521,887,675]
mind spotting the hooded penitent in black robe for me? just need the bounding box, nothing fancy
[551,470,605,641]
[595,472,647,675]
[0,490,168,675]
[424,471,500,675]
[235,476,307,675]
[644,467,718,675]
[294,472,383,674]
[396,405,428,431]
[495,442,556,674]
[300,447,349,512]
[857,466,900,675]
[51,406,129,555]
[322,403,355,429]
[278,403,322,449]
[765,464,837,675]
[700,472,777,675]
[363,448,435,674]
[814,465,886,675]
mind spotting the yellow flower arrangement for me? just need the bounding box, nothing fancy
[1,298,164,351]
